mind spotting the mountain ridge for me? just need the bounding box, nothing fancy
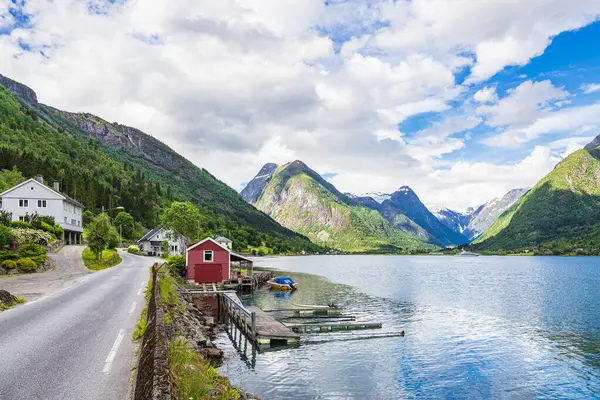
[244,161,433,252]
[0,74,320,253]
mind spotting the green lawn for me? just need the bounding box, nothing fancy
[82,247,122,271]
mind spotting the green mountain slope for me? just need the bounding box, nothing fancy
[473,143,600,253]
[251,161,433,252]
[0,76,321,253]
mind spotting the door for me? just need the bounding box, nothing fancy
[195,264,223,283]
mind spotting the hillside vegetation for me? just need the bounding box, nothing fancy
[473,147,600,254]
[254,161,433,253]
[0,80,321,254]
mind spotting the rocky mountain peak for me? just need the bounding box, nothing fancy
[256,162,279,176]
[0,74,38,106]
[584,133,600,151]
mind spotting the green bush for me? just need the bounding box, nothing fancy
[108,229,120,249]
[1,259,17,270]
[0,210,11,226]
[167,254,186,275]
[0,250,18,261]
[0,225,15,249]
[19,243,48,266]
[10,220,32,229]
[17,258,38,272]
[127,245,140,254]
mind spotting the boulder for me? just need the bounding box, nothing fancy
[0,290,18,308]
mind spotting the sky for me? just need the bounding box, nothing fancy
[2,1,600,211]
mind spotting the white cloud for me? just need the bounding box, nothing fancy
[485,102,600,147]
[473,86,498,104]
[1,0,599,211]
[478,80,569,128]
[581,83,600,94]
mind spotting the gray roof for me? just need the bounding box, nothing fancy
[137,227,162,243]
[214,235,232,242]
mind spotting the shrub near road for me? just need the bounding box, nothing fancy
[82,247,122,271]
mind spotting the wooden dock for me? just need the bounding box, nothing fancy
[286,321,383,333]
[247,306,300,345]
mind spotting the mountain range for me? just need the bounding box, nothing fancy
[0,74,320,253]
[431,188,529,240]
[241,161,529,251]
[241,161,432,252]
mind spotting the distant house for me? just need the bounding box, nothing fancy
[136,227,187,257]
[214,235,232,250]
[0,176,84,244]
[186,237,253,283]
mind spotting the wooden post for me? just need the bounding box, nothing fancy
[251,311,256,342]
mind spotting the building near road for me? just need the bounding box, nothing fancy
[186,237,253,283]
[0,176,83,244]
[136,227,187,257]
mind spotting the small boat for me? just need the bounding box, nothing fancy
[267,276,299,291]
[455,250,480,257]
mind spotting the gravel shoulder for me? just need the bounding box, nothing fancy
[0,245,90,301]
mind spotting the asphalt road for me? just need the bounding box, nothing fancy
[0,249,159,400]
[0,245,91,301]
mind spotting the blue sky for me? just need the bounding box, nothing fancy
[2,1,600,210]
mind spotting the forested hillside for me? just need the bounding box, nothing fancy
[472,143,600,254]
[0,78,322,254]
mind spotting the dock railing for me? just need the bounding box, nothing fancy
[220,292,257,343]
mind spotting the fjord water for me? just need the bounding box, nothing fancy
[217,256,600,399]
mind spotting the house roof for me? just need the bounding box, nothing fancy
[187,237,231,252]
[137,227,162,243]
[186,237,253,263]
[0,178,84,207]
[137,227,188,244]
[214,235,232,242]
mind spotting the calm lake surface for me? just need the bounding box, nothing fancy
[216,255,600,399]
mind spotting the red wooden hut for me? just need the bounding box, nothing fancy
[186,237,253,283]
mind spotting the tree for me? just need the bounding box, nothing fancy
[87,214,112,259]
[114,212,135,240]
[82,210,94,227]
[0,166,25,193]
[0,211,11,226]
[160,201,202,241]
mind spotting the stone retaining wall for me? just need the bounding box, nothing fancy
[134,264,171,400]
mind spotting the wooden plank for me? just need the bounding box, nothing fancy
[202,283,207,292]
[263,307,342,313]
[286,322,382,333]
[247,306,300,342]
[212,283,217,291]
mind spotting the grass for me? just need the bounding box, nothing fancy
[132,269,153,341]
[0,296,25,311]
[82,247,122,271]
[168,336,242,400]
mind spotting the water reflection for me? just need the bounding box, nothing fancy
[216,256,600,399]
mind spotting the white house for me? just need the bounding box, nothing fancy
[214,235,232,250]
[136,227,187,257]
[0,176,84,244]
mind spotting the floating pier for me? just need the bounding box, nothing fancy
[247,306,300,345]
[286,322,383,333]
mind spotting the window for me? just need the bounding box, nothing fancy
[37,200,47,208]
[78,221,81,226]
[64,203,67,211]
[30,186,34,191]
[19,216,25,221]
[64,217,67,223]
[204,250,214,262]
[19,199,29,208]
[71,219,76,225]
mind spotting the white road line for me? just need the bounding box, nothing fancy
[128,301,137,315]
[137,288,142,296]
[103,329,125,373]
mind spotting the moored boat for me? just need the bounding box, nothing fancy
[267,276,299,291]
